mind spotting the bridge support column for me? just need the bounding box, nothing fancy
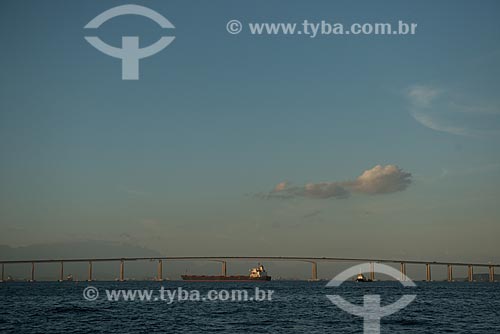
[157,260,163,281]
[59,261,64,282]
[447,265,453,282]
[489,266,495,282]
[468,265,473,282]
[30,262,35,282]
[221,261,227,277]
[400,262,406,281]
[88,261,93,281]
[369,262,375,281]
[119,260,125,282]
[311,262,318,281]
[1,263,4,282]
[426,264,431,282]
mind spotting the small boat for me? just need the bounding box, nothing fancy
[182,264,272,282]
[355,273,372,282]
[58,274,74,282]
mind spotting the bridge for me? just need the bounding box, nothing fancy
[0,256,498,282]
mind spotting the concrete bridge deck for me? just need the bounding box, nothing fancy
[0,256,498,282]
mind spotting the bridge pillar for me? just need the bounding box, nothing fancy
[119,260,125,282]
[221,261,227,277]
[157,260,163,281]
[425,264,431,282]
[59,261,64,282]
[400,262,406,281]
[311,262,318,281]
[30,262,35,282]
[489,266,495,282]
[369,262,375,281]
[468,265,473,282]
[1,263,4,282]
[447,264,453,282]
[88,261,93,281]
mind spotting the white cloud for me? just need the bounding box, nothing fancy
[349,165,412,194]
[261,165,412,200]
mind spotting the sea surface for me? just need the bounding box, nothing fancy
[1,281,499,333]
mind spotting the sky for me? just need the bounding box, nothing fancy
[1,0,500,265]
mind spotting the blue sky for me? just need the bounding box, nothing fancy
[0,0,499,263]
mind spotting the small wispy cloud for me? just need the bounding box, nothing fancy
[407,85,441,107]
[259,181,349,199]
[406,84,500,136]
[258,165,412,200]
[273,181,288,192]
[302,210,322,219]
[409,108,470,136]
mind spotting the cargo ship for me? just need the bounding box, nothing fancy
[182,264,271,281]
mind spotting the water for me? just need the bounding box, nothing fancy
[1,281,499,333]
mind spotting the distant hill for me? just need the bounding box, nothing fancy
[0,241,160,261]
[0,242,259,281]
[0,241,163,281]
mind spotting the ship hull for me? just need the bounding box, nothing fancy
[181,275,271,282]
